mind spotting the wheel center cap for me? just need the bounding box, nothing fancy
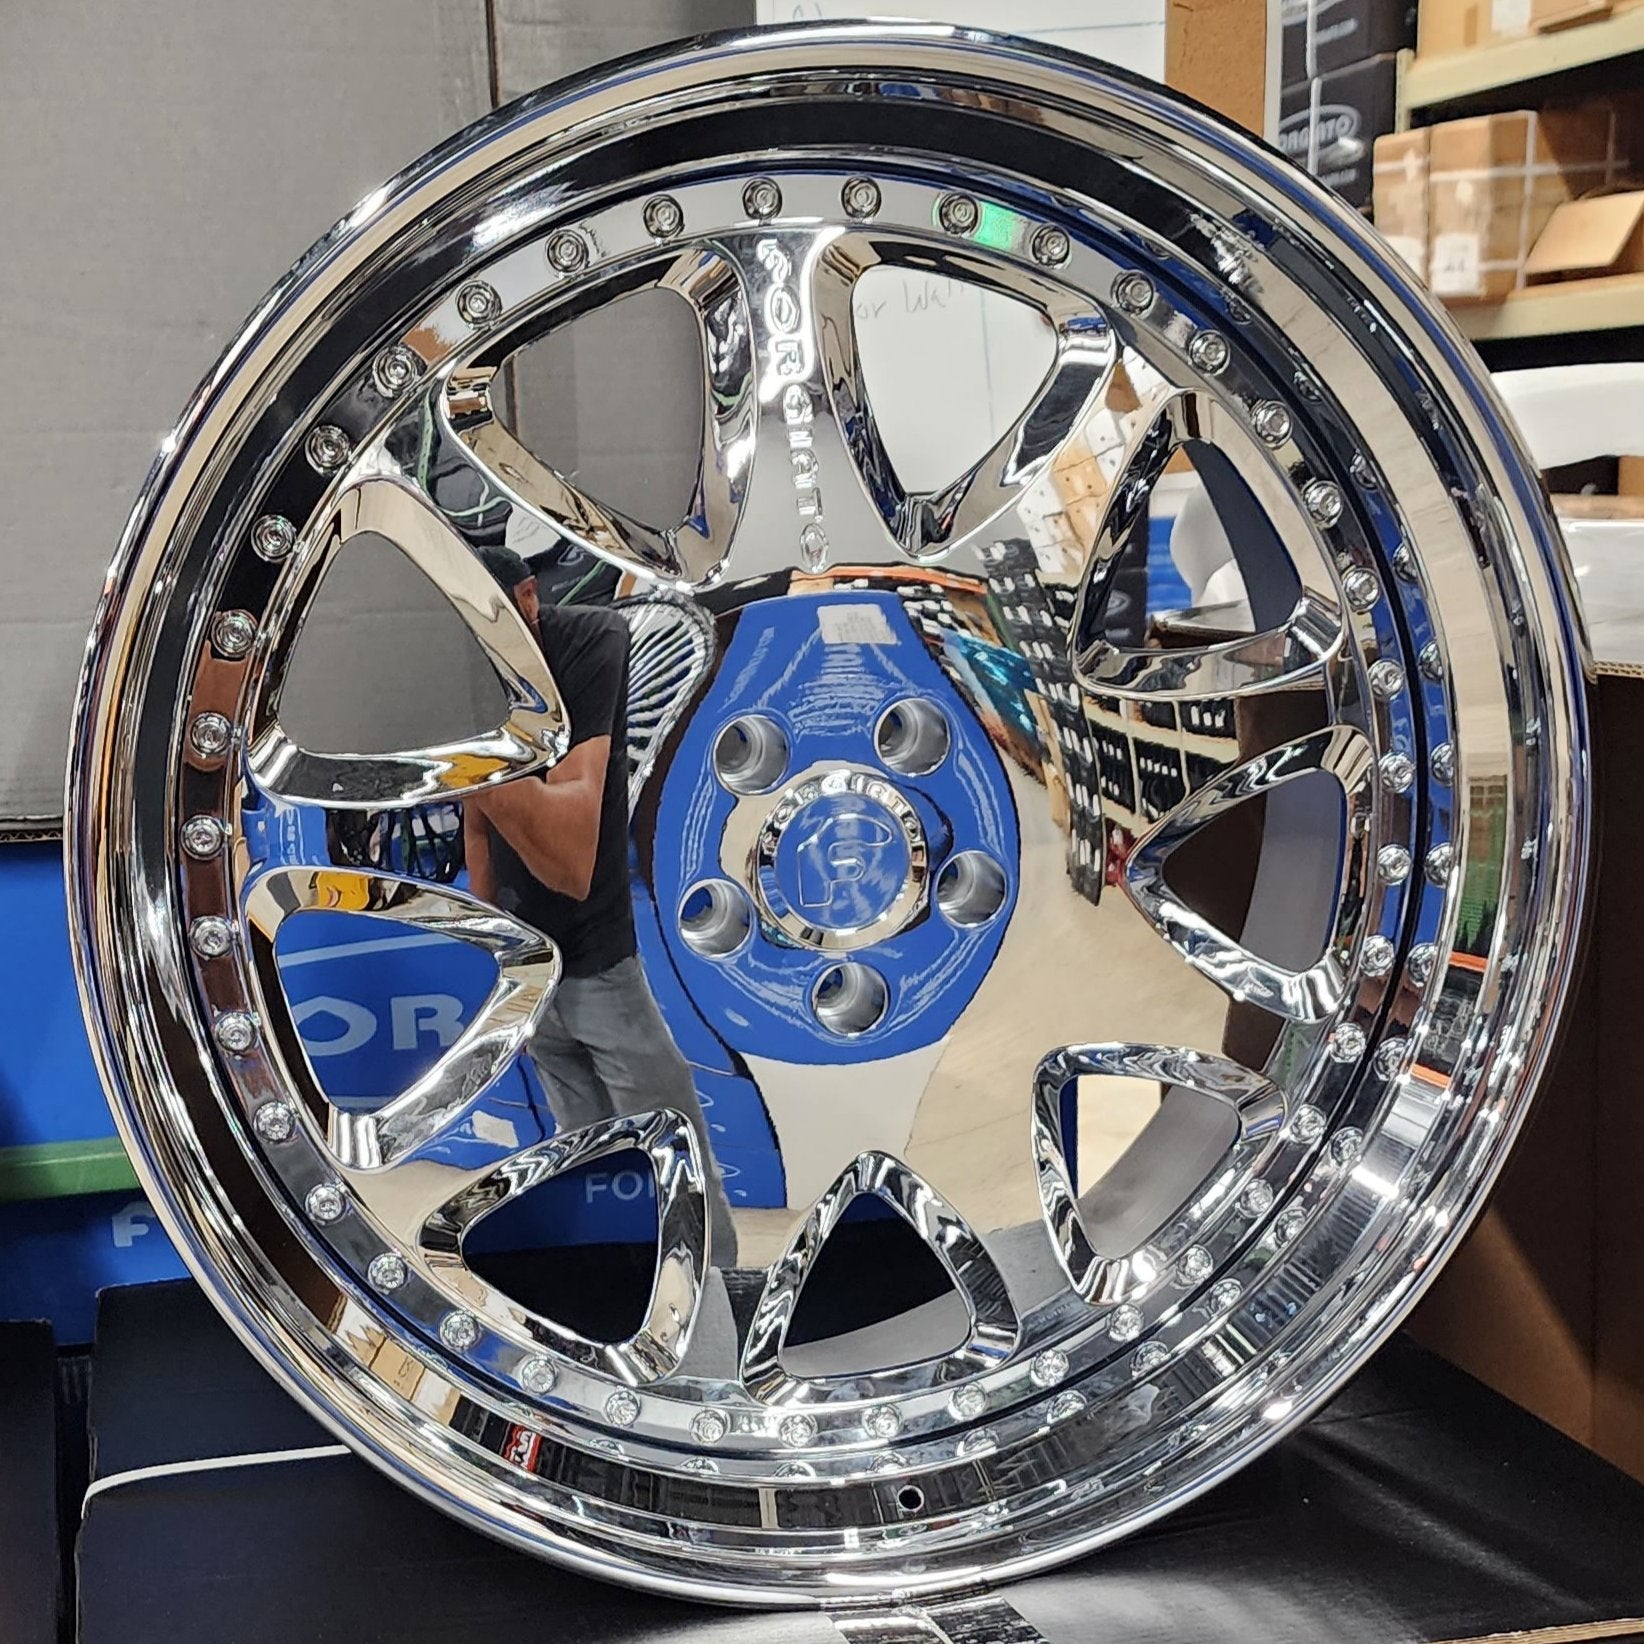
[754,767,927,950]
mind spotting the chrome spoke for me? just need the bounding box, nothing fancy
[240,864,559,1169]
[247,449,568,808]
[1070,388,1343,698]
[1124,724,1374,1020]
[441,245,756,585]
[812,236,1114,562]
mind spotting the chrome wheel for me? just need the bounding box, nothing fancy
[68,25,1590,1606]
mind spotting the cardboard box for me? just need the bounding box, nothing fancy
[1525,189,1644,281]
[1427,106,1620,300]
[1281,0,1417,85]
[1411,667,1644,1485]
[1418,0,1537,54]
[1279,54,1402,210]
[1167,0,1270,136]
[1373,128,1433,278]
[1532,0,1644,28]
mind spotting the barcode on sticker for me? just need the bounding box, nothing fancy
[818,603,899,646]
[1429,233,1481,297]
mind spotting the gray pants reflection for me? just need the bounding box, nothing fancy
[528,955,739,1267]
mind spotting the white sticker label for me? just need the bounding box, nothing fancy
[1385,234,1427,279]
[818,603,899,646]
[1429,232,1482,296]
[1491,0,1531,32]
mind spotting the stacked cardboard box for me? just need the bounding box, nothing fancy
[1420,0,1644,56]
[1280,0,1418,209]
[1372,104,1622,300]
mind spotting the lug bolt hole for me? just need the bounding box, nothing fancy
[811,963,889,1037]
[896,1485,925,1515]
[875,698,949,777]
[936,852,1008,927]
[713,715,789,795]
[679,880,752,959]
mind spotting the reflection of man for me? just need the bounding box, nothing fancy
[464,544,738,1266]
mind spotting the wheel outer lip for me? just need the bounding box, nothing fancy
[63,23,1592,1608]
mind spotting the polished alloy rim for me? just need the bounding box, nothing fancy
[67,25,1590,1606]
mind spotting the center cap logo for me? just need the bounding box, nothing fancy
[753,768,927,949]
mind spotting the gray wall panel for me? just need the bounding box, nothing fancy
[2,0,755,824]
[0,0,491,821]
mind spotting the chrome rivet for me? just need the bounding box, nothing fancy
[1305,480,1345,528]
[440,1311,482,1351]
[682,1456,719,1475]
[1328,1023,1366,1062]
[1188,330,1230,373]
[181,814,226,859]
[1132,1342,1170,1376]
[1112,271,1155,314]
[1380,753,1415,793]
[189,712,233,758]
[869,1453,905,1475]
[1030,1349,1069,1388]
[1419,641,1444,682]
[642,195,684,239]
[547,230,589,273]
[1392,544,1418,581]
[842,177,882,220]
[1431,742,1455,784]
[188,915,233,959]
[305,1182,347,1225]
[217,1012,259,1056]
[368,1252,408,1292]
[1252,400,1292,444]
[1209,1279,1243,1313]
[371,344,421,398]
[456,281,501,325]
[957,1427,997,1456]
[1373,1038,1409,1078]
[779,1412,817,1448]
[250,513,296,562]
[519,1357,557,1395]
[211,610,257,659]
[863,1404,902,1438]
[690,1407,729,1444]
[1290,1104,1327,1144]
[948,1385,987,1420]
[1109,1304,1143,1341]
[304,424,351,474]
[1407,943,1438,985]
[1377,845,1411,884]
[1368,659,1404,700]
[937,192,980,234]
[1274,1207,1307,1245]
[1178,1244,1215,1282]
[251,1100,294,1140]
[1031,224,1071,266]
[1330,1128,1364,1166]
[1361,935,1396,976]
[605,1389,641,1427]
[249,1104,299,1144]
[774,1462,815,1480]
[743,178,783,220]
[1425,843,1455,885]
[1240,1180,1275,1217]
[1343,568,1380,610]
[1048,1390,1086,1422]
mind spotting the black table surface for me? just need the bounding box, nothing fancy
[73,1280,1644,1644]
[0,1319,58,1644]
